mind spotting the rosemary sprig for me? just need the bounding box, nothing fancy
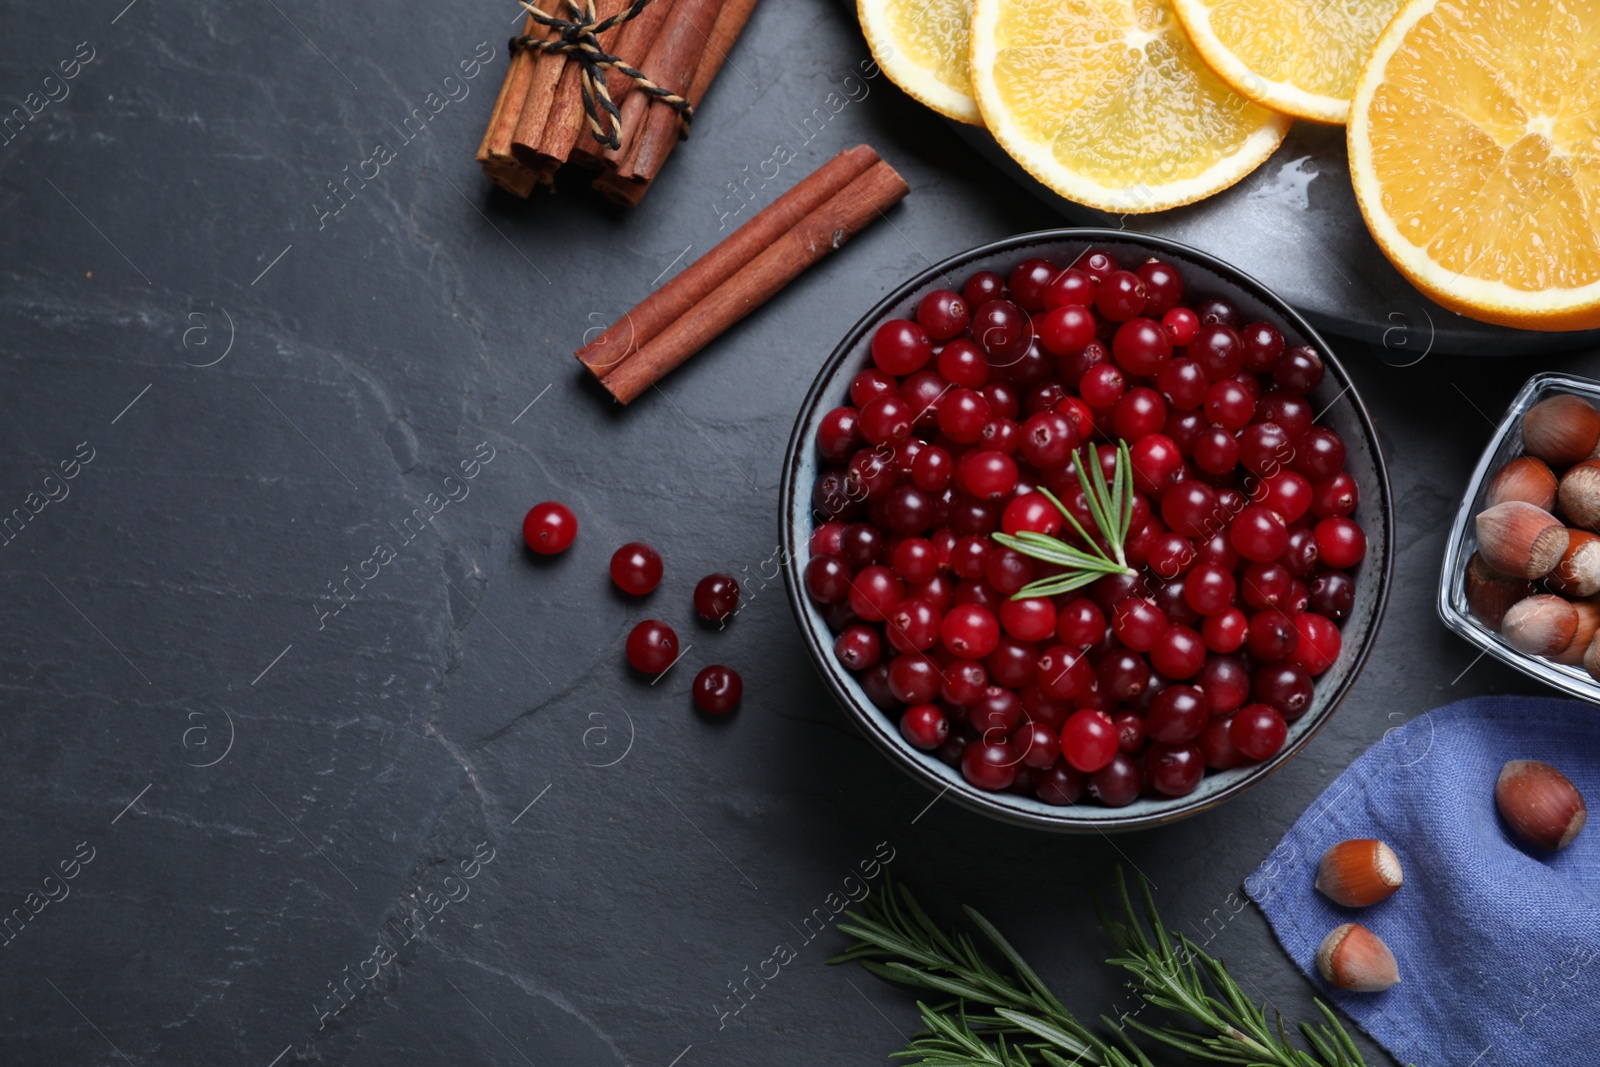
[831,881,1143,1067]
[992,440,1137,600]
[832,870,1393,1067]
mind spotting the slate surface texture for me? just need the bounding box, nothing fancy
[0,2,1586,1065]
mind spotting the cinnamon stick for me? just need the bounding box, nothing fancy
[593,0,761,203]
[529,0,629,174]
[475,14,544,195]
[600,0,720,169]
[568,0,674,169]
[578,145,880,377]
[595,158,910,405]
[621,0,759,181]
[510,17,578,166]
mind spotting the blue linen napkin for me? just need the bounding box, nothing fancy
[1245,696,1600,1067]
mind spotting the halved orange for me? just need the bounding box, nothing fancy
[858,0,982,125]
[1348,0,1600,330]
[969,0,1291,214]
[1172,0,1402,124]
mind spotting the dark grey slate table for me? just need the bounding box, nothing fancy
[0,2,1586,1064]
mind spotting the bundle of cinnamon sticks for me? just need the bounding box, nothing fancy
[476,0,759,203]
[578,145,910,404]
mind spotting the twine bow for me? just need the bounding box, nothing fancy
[510,0,694,152]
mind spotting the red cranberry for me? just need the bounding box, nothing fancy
[1311,472,1359,518]
[611,542,664,595]
[871,318,932,375]
[1148,684,1208,743]
[1309,570,1356,620]
[1151,624,1206,679]
[810,521,845,556]
[1197,653,1250,712]
[1230,704,1287,761]
[1112,318,1172,376]
[1238,321,1284,373]
[900,704,949,750]
[1314,517,1367,569]
[1019,411,1078,471]
[1255,391,1314,438]
[1088,752,1143,806]
[900,371,949,426]
[1200,716,1246,770]
[938,338,989,388]
[625,620,678,673]
[1196,296,1240,327]
[1274,345,1325,394]
[1000,596,1057,643]
[692,665,742,713]
[958,450,1019,500]
[985,543,1036,591]
[1262,471,1313,524]
[1290,612,1342,675]
[916,290,970,340]
[1096,270,1147,321]
[1246,610,1298,662]
[1155,359,1208,410]
[942,604,1000,658]
[1202,608,1248,654]
[847,565,903,622]
[1230,505,1289,562]
[522,502,577,555]
[850,368,897,408]
[910,445,954,492]
[804,554,851,603]
[1112,597,1168,652]
[1038,304,1096,357]
[1147,743,1205,797]
[941,659,988,705]
[1009,258,1059,310]
[962,737,1019,791]
[1042,268,1096,309]
[858,394,915,446]
[1016,720,1061,769]
[1112,387,1167,440]
[1129,433,1183,495]
[1097,648,1150,701]
[985,639,1039,688]
[1060,708,1118,772]
[1204,379,1255,431]
[1036,762,1087,804]
[888,655,942,704]
[1293,427,1347,483]
[694,573,740,621]
[1162,481,1222,539]
[962,270,1005,308]
[1162,306,1200,346]
[816,406,863,465]
[1136,260,1184,315]
[1191,324,1243,380]
[840,522,886,567]
[1079,362,1126,407]
[834,624,880,671]
[1113,711,1146,753]
[937,387,991,444]
[972,299,1032,362]
[886,598,942,653]
[1253,663,1314,720]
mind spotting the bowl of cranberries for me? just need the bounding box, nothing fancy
[779,229,1394,831]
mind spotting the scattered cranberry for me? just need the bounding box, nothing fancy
[522,502,577,555]
[611,542,663,595]
[694,573,740,621]
[625,620,678,673]
[692,665,742,713]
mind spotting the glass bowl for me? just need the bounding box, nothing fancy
[1438,372,1600,701]
[779,229,1395,832]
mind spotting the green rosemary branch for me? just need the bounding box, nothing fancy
[832,871,1390,1067]
[831,880,1143,1067]
[991,440,1137,600]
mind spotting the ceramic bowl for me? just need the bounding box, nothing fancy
[779,229,1395,831]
